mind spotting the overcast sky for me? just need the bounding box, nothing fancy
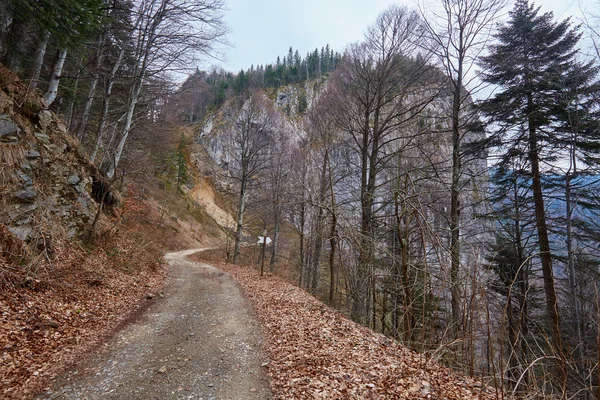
[208,0,596,73]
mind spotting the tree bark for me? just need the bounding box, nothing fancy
[43,48,68,107]
[233,176,246,264]
[30,31,50,92]
[270,214,281,273]
[395,184,414,343]
[527,94,565,386]
[91,40,126,162]
[269,157,283,273]
[327,148,338,306]
[77,38,104,141]
[3,20,28,73]
[449,65,463,336]
[299,192,306,287]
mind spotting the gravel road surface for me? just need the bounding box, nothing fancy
[41,248,271,400]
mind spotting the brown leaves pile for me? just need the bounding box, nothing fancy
[0,197,170,399]
[210,261,500,400]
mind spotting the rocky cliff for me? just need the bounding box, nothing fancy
[0,66,114,261]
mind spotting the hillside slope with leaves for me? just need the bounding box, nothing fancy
[0,66,221,398]
[194,251,500,400]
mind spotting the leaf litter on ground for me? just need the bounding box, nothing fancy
[196,255,501,400]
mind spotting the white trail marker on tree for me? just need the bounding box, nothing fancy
[257,236,272,245]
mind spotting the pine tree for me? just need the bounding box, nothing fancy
[479,0,600,388]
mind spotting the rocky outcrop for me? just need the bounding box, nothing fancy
[268,78,325,118]
[199,79,324,177]
[0,66,112,252]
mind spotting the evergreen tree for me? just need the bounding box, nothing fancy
[479,0,600,386]
[3,0,103,69]
[175,133,189,194]
[487,160,539,388]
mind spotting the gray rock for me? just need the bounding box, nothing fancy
[75,182,87,194]
[14,188,37,202]
[10,203,38,216]
[34,132,51,144]
[76,195,91,209]
[0,114,20,144]
[27,149,41,158]
[68,174,80,185]
[16,170,32,185]
[15,217,32,226]
[8,226,32,241]
[38,110,53,131]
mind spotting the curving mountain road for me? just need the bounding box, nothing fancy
[41,249,271,400]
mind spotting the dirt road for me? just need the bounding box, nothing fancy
[41,249,271,400]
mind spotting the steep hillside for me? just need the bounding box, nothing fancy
[194,250,500,399]
[0,66,222,398]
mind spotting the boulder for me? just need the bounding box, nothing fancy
[26,149,41,158]
[15,170,32,186]
[68,174,80,185]
[8,226,32,241]
[38,110,53,131]
[34,132,51,144]
[0,114,20,144]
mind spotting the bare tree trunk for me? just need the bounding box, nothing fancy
[43,48,68,107]
[449,69,462,336]
[30,30,50,92]
[67,57,84,131]
[299,195,306,287]
[233,188,246,264]
[233,178,246,265]
[106,81,140,178]
[566,139,584,383]
[105,0,156,178]
[99,120,119,167]
[260,226,267,276]
[310,154,329,292]
[269,215,281,272]
[269,157,283,273]
[396,186,414,343]
[3,20,29,73]
[91,45,126,162]
[327,149,338,306]
[328,213,337,305]
[77,65,101,140]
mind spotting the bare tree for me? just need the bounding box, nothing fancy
[326,5,436,326]
[223,94,277,264]
[420,0,505,336]
[105,0,228,178]
[43,48,68,107]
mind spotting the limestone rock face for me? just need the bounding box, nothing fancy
[199,79,326,182]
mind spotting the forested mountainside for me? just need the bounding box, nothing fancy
[2,0,600,398]
[175,2,600,398]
